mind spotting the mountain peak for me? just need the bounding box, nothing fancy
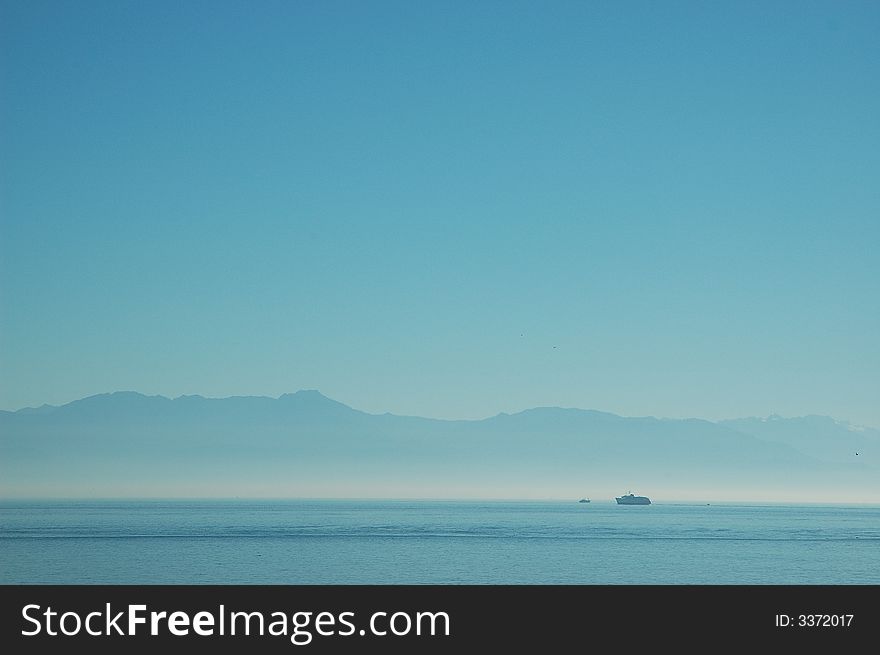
[277,389,356,413]
[280,389,329,400]
[278,389,336,404]
[70,391,168,406]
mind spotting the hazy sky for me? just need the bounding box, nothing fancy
[1,1,878,426]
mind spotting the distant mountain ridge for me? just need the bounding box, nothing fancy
[1,391,877,501]
[720,415,879,466]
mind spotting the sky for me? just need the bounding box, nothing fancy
[1,0,878,427]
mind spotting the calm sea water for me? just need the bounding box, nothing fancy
[1,500,878,584]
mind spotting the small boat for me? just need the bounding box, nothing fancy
[615,492,651,505]
[578,498,591,503]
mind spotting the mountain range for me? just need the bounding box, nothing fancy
[1,391,877,501]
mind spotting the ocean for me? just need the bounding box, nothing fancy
[1,500,878,584]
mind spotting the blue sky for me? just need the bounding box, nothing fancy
[1,0,878,426]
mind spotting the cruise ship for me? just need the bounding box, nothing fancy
[615,492,651,505]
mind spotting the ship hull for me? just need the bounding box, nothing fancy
[615,496,651,505]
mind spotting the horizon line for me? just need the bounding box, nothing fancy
[2,495,879,507]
